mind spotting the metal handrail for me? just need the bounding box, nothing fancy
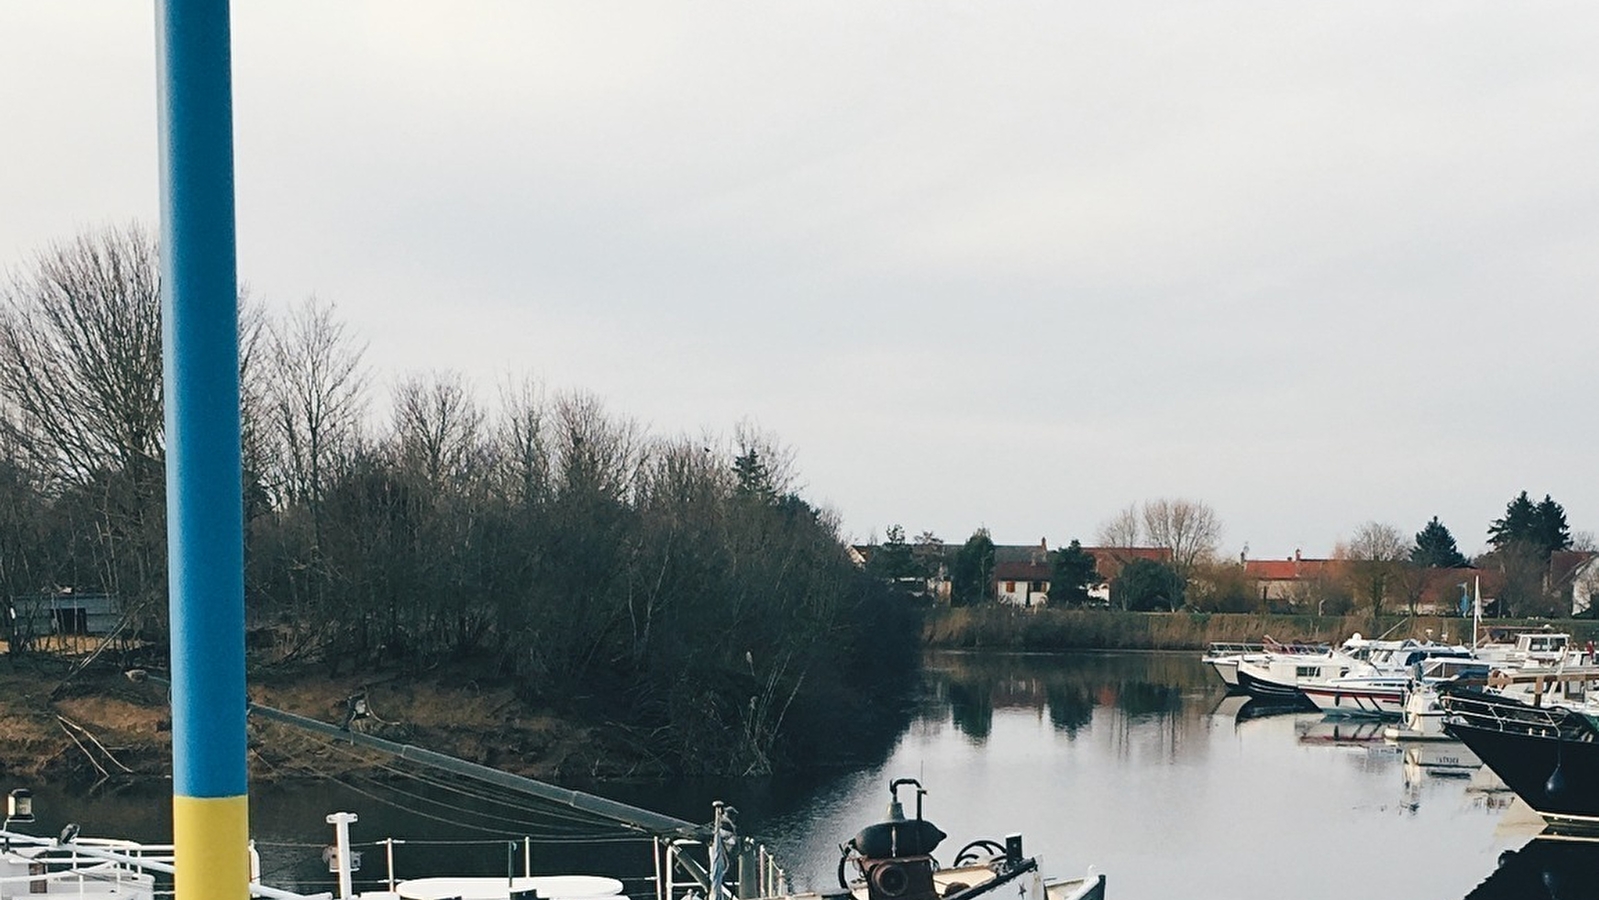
[1440,690,1598,743]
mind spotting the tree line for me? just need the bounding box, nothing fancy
[865,492,1593,619]
[0,225,919,774]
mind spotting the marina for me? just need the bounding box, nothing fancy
[5,650,1592,900]
[6,5,1599,900]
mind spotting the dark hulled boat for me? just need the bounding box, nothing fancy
[1440,686,1599,834]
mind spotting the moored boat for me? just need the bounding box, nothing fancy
[1383,658,1493,740]
[1201,639,1327,692]
[1234,652,1351,703]
[1440,684,1599,835]
[834,779,1104,900]
[1298,675,1409,717]
[1239,637,1473,708]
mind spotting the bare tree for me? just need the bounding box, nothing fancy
[550,391,642,504]
[264,296,368,512]
[491,375,550,507]
[0,225,170,630]
[1142,498,1222,578]
[1338,521,1410,621]
[1095,504,1143,549]
[391,371,484,490]
[0,224,163,487]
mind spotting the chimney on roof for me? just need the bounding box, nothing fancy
[1294,548,1302,562]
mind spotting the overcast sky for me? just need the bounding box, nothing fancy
[5,3,1599,559]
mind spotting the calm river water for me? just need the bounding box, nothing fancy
[16,650,1599,898]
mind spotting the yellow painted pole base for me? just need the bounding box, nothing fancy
[173,794,250,900]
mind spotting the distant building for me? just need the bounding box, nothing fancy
[1573,557,1599,617]
[1242,550,1340,603]
[994,540,1052,607]
[7,591,124,646]
[989,541,1174,607]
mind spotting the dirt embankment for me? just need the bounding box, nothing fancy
[0,660,665,785]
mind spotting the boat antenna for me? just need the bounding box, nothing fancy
[1375,618,1406,641]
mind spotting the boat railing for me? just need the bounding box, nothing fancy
[1207,639,1331,657]
[1204,642,1264,655]
[242,830,787,900]
[0,831,315,900]
[1440,689,1599,744]
[1259,637,1332,655]
[662,834,788,900]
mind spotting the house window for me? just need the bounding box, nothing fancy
[1032,581,1044,592]
[1005,581,1016,593]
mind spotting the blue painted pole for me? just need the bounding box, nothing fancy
[156,1,249,897]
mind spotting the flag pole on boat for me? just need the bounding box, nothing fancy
[156,1,250,897]
[1473,575,1482,650]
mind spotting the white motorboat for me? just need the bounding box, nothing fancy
[1305,655,1488,719]
[1383,661,1479,741]
[1471,629,1584,668]
[1202,640,1328,692]
[1299,674,1411,717]
[1239,638,1473,708]
[1233,637,1367,702]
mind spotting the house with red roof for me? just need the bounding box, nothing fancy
[1242,550,1342,604]
[994,540,1052,607]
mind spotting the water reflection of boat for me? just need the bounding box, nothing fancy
[1233,696,1314,722]
[1402,743,1480,777]
[1295,717,1388,746]
[1209,693,1251,721]
[1462,837,1599,899]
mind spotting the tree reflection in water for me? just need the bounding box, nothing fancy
[923,650,1205,741]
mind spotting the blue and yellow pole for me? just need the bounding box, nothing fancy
[156,1,249,897]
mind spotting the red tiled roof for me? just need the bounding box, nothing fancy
[1550,550,1599,586]
[995,561,1050,580]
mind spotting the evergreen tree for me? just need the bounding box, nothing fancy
[1411,516,1468,568]
[867,524,918,581]
[732,448,774,503]
[1488,491,1538,548]
[1534,494,1572,557]
[1049,539,1100,606]
[1488,491,1572,560]
[950,528,995,606]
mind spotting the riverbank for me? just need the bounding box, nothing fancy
[10,607,1593,784]
[0,658,659,785]
[924,606,1599,650]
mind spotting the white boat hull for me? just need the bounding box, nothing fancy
[1299,682,1406,717]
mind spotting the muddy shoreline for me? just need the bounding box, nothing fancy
[0,661,665,787]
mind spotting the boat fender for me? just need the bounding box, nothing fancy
[1547,761,1566,797]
